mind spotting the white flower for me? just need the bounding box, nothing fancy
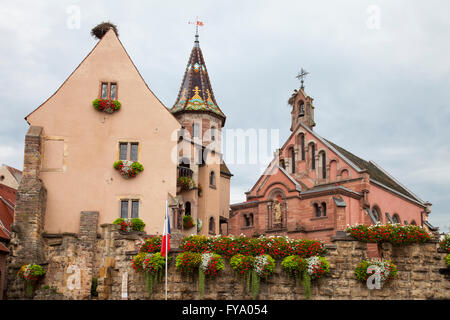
[200,252,214,272]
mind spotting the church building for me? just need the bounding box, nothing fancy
[228,82,436,243]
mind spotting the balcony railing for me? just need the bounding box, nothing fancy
[177,166,193,179]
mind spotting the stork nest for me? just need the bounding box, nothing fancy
[91,22,118,40]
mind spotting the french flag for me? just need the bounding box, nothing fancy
[161,201,171,257]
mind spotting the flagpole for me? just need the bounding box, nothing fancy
[165,200,168,300]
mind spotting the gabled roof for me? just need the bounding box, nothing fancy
[25,28,177,123]
[170,37,226,125]
[324,139,422,203]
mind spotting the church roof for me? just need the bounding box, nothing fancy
[170,37,226,124]
[324,139,421,203]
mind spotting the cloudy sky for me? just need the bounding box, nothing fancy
[0,0,449,231]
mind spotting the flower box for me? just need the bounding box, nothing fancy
[113,160,144,179]
[92,98,121,113]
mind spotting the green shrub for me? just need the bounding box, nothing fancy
[446,254,450,267]
[440,234,450,253]
[131,218,145,231]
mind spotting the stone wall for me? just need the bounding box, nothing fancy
[6,221,449,300]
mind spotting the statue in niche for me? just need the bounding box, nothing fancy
[273,199,282,225]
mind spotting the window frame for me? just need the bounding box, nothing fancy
[120,198,140,219]
[99,81,119,100]
[118,141,140,162]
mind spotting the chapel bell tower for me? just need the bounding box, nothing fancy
[288,87,315,131]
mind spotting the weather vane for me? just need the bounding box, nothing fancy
[296,68,309,89]
[188,16,204,42]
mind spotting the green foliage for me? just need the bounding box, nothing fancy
[446,254,450,267]
[302,271,311,300]
[130,218,145,231]
[178,176,196,191]
[113,218,125,225]
[113,218,146,232]
[92,98,121,112]
[142,253,167,294]
[113,161,122,170]
[175,252,202,274]
[199,268,205,299]
[130,161,144,173]
[440,234,450,253]
[354,259,397,285]
[281,255,307,283]
[183,215,196,229]
[251,270,260,300]
[91,278,98,297]
[139,236,162,253]
[132,252,147,273]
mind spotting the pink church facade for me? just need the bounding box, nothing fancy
[228,87,435,243]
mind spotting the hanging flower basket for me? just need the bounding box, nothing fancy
[183,215,196,229]
[178,176,196,191]
[17,264,46,298]
[113,160,144,179]
[92,98,121,113]
[354,259,397,288]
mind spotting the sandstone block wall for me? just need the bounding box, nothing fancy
[6,221,449,300]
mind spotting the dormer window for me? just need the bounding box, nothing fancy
[101,82,118,100]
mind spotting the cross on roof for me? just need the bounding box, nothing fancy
[296,68,309,89]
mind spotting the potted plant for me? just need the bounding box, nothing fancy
[354,259,398,289]
[113,160,144,179]
[92,98,121,113]
[183,215,196,229]
[17,264,46,298]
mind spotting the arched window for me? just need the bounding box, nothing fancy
[209,171,216,187]
[192,123,200,138]
[310,143,316,170]
[209,217,215,234]
[392,214,401,224]
[185,202,191,216]
[290,147,296,174]
[211,126,216,141]
[314,203,321,217]
[298,101,305,117]
[372,206,381,223]
[410,220,417,226]
[321,202,327,216]
[300,134,305,160]
[243,213,254,227]
[319,151,326,179]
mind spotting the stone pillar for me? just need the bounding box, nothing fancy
[10,126,47,265]
[7,126,47,299]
